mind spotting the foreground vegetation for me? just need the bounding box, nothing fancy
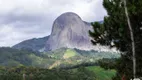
[0,65,116,80]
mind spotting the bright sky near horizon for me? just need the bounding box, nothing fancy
[0,0,107,47]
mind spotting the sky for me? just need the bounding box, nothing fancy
[0,0,107,47]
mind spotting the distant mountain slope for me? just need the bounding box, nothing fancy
[12,12,107,52]
[12,36,49,52]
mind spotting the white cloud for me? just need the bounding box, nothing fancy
[0,24,49,46]
[0,0,107,47]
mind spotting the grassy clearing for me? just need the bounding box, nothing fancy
[63,49,76,59]
[86,66,116,80]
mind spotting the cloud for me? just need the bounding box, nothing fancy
[0,0,107,47]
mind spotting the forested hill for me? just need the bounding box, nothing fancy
[13,36,49,52]
[0,47,38,67]
[0,47,119,68]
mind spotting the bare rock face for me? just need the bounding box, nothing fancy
[45,12,94,51]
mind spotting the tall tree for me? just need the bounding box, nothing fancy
[123,0,136,78]
[89,0,142,79]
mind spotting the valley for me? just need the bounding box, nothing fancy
[0,12,121,80]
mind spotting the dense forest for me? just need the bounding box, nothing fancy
[0,66,96,80]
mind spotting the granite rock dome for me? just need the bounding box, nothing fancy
[45,12,94,51]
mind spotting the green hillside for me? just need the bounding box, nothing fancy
[0,47,120,69]
[63,49,76,59]
[86,66,116,80]
[0,47,56,68]
[13,36,49,52]
[0,47,118,80]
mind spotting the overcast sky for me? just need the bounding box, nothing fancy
[0,0,107,47]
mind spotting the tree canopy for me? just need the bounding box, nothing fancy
[89,0,142,79]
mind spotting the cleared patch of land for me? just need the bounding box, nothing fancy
[86,66,116,80]
[63,49,76,59]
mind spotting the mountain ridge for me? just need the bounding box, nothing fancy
[13,36,49,52]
